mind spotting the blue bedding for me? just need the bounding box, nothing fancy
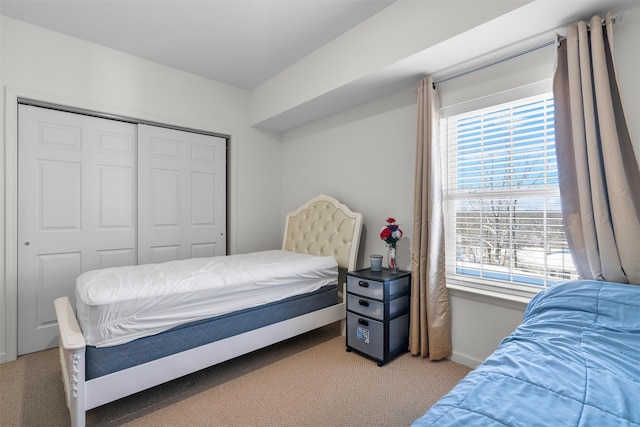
[412,280,640,427]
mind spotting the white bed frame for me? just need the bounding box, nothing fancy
[54,194,363,427]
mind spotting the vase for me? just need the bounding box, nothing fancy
[387,245,399,274]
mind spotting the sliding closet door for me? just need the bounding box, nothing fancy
[18,108,227,355]
[137,124,226,264]
[18,105,137,355]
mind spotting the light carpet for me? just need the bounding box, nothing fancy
[0,323,470,426]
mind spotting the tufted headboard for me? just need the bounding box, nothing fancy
[283,194,363,272]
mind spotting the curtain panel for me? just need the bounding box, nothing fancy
[409,77,452,360]
[553,14,640,284]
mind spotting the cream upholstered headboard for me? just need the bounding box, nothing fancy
[283,194,363,271]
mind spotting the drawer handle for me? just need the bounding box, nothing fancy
[358,300,370,307]
[358,281,369,288]
[358,318,369,326]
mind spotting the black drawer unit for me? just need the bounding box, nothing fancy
[345,268,411,366]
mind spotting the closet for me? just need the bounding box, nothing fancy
[17,104,226,354]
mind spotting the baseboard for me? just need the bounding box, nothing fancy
[450,350,483,369]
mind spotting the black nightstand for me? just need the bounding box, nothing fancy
[345,268,411,366]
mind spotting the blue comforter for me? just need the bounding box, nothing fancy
[412,280,640,426]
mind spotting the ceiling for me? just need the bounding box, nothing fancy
[1,0,639,132]
[0,0,396,91]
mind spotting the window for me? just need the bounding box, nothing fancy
[441,93,578,295]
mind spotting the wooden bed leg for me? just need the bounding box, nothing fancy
[60,346,87,427]
[54,297,87,427]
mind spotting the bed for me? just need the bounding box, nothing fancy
[412,279,640,427]
[54,194,363,427]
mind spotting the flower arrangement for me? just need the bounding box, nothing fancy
[380,217,403,248]
[380,217,402,273]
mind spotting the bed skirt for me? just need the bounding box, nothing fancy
[85,284,338,380]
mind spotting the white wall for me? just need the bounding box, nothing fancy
[0,16,283,362]
[281,87,417,270]
[281,8,640,367]
[615,7,640,162]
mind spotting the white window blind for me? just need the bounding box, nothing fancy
[441,93,578,293]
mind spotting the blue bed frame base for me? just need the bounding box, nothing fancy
[54,283,347,427]
[85,285,338,380]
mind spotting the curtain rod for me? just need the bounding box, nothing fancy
[433,15,617,89]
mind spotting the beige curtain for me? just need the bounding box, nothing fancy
[409,77,451,360]
[554,14,640,284]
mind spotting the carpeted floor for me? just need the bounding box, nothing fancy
[0,323,470,426]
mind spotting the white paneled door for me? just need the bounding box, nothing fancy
[17,106,226,355]
[18,105,137,355]
[138,124,227,264]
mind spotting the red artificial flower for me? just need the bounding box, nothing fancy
[380,227,392,240]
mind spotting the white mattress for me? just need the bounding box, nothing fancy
[76,250,338,347]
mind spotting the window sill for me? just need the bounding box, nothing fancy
[446,278,537,307]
